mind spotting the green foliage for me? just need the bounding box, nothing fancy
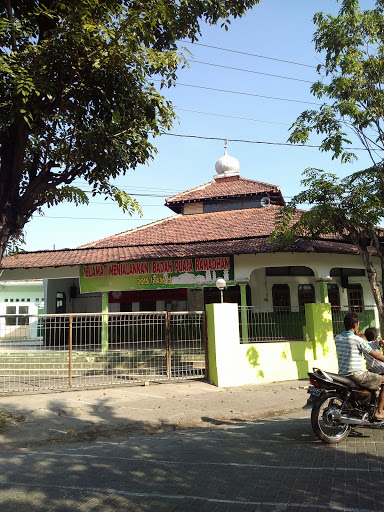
[0,0,260,257]
[44,186,89,207]
[278,0,384,325]
[3,232,26,257]
[288,0,384,164]
[271,164,384,247]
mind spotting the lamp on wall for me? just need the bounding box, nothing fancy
[216,278,226,303]
[315,276,332,282]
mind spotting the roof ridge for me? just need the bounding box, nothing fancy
[165,181,212,202]
[239,177,280,189]
[165,177,281,204]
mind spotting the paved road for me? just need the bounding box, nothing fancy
[1,410,384,512]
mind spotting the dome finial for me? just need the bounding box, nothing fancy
[214,142,240,180]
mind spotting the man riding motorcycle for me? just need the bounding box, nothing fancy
[335,312,384,421]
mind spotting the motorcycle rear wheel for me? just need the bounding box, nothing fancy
[311,392,351,444]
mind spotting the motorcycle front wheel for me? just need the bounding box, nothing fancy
[311,392,351,444]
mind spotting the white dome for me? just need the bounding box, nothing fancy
[214,148,240,179]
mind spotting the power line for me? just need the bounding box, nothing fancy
[174,107,368,137]
[70,182,182,194]
[34,201,319,221]
[159,132,375,151]
[174,107,290,126]
[180,41,317,69]
[192,60,314,83]
[88,201,166,206]
[155,79,321,106]
[33,216,159,221]
[68,190,172,197]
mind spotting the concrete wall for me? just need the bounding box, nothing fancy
[206,302,338,387]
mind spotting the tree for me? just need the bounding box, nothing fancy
[272,166,384,330]
[272,0,384,330]
[288,0,384,164]
[0,0,260,259]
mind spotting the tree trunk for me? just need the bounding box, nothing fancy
[0,230,11,262]
[355,240,384,336]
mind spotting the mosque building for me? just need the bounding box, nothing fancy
[0,148,376,320]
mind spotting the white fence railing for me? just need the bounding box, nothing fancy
[0,312,206,392]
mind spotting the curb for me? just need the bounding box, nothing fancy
[0,406,306,451]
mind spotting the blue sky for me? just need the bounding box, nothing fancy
[22,0,376,252]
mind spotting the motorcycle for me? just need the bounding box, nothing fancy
[307,368,384,444]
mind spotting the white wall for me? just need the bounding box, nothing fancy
[235,252,379,280]
[0,281,44,340]
[235,253,379,308]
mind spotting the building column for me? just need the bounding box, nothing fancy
[239,282,249,344]
[101,292,109,352]
[317,279,330,303]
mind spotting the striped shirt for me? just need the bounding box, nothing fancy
[335,331,373,375]
[364,340,384,375]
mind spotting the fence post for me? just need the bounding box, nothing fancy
[239,283,249,344]
[68,315,73,388]
[101,292,109,352]
[165,312,171,380]
[203,312,209,381]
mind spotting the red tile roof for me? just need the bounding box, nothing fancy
[0,206,359,270]
[165,177,283,204]
[0,238,359,270]
[79,205,284,249]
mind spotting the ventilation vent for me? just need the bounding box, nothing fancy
[260,197,270,207]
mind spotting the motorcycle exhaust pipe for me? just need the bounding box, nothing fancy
[336,414,371,426]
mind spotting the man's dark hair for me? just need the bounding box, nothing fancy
[365,327,378,341]
[344,312,359,330]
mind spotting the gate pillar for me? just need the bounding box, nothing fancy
[206,303,241,387]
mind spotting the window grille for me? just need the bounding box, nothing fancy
[348,287,364,313]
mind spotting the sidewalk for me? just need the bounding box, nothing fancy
[0,379,308,450]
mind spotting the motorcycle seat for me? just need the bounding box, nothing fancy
[323,371,365,390]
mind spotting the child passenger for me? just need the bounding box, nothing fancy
[364,327,384,376]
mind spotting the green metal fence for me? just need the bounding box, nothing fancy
[239,306,307,342]
[331,305,378,336]
[239,304,379,343]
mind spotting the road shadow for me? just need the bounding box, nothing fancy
[0,411,384,511]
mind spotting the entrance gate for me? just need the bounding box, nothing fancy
[0,311,207,392]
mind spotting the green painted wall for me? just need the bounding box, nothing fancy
[206,302,338,387]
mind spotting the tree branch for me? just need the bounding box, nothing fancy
[6,0,16,52]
